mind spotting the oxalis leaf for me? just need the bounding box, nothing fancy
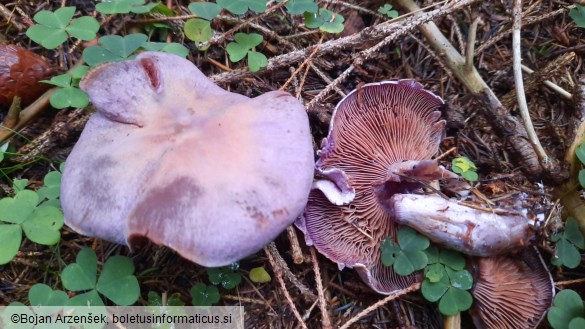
[570,6,585,29]
[96,256,140,306]
[188,2,222,20]
[83,34,148,66]
[548,289,585,329]
[207,267,242,290]
[97,0,157,14]
[217,0,266,15]
[277,0,318,15]
[190,283,220,306]
[26,7,99,49]
[61,248,140,306]
[184,18,213,45]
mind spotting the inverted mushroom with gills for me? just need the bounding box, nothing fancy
[296,80,553,327]
[60,51,314,267]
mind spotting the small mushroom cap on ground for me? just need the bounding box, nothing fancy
[297,80,446,293]
[0,45,54,108]
[389,194,534,256]
[61,52,314,267]
[470,248,554,329]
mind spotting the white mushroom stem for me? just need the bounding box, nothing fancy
[389,194,534,257]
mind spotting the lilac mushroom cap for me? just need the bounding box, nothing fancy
[296,80,448,293]
[61,52,314,267]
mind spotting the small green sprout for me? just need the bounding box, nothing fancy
[452,156,478,182]
[83,34,148,67]
[226,33,268,72]
[249,266,271,283]
[61,248,140,306]
[26,7,99,49]
[378,4,399,19]
[217,0,266,15]
[548,289,585,329]
[276,0,318,15]
[552,218,585,269]
[304,8,345,34]
[190,283,221,306]
[37,167,64,208]
[96,0,158,14]
[148,291,185,306]
[381,227,430,276]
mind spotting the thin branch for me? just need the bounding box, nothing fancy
[211,0,482,84]
[512,0,548,162]
[338,283,421,329]
[265,244,308,329]
[310,247,332,329]
[521,65,573,100]
[465,16,482,73]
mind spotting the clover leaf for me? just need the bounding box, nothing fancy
[276,0,318,15]
[0,190,64,264]
[96,0,158,14]
[61,248,140,306]
[249,266,271,283]
[304,8,345,34]
[13,179,29,193]
[188,2,222,20]
[421,247,473,316]
[141,42,189,58]
[190,283,221,306]
[26,7,99,49]
[378,4,399,19]
[184,18,213,45]
[37,170,62,207]
[452,156,478,182]
[552,218,585,269]
[42,73,90,109]
[207,266,242,290]
[148,291,185,306]
[217,0,266,15]
[570,6,585,28]
[83,34,148,67]
[226,33,268,72]
[28,283,69,321]
[381,227,429,276]
[548,289,585,329]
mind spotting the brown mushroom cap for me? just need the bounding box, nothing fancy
[61,52,314,267]
[0,45,54,108]
[297,80,446,293]
[470,248,554,329]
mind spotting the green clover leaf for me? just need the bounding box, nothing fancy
[304,8,345,34]
[190,283,221,306]
[26,7,99,49]
[217,0,266,15]
[188,2,222,20]
[61,248,140,306]
[141,42,189,58]
[83,34,148,66]
[207,267,242,290]
[553,218,585,269]
[249,266,271,283]
[278,0,318,15]
[548,289,585,329]
[96,0,158,14]
[570,6,585,28]
[184,18,213,44]
[378,4,399,19]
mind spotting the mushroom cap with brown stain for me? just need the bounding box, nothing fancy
[61,52,314,267]
[296,80,446,293]
[470,248,554,329]
[0,45,54,108]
